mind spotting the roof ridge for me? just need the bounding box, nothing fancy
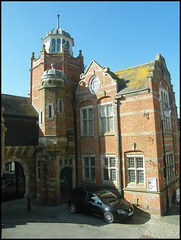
[114,60,155,73]
[2,93,29,99]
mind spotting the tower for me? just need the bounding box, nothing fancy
[30,14,84,204]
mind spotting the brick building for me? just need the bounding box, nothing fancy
[1,14,180,216]
[75,57,180,216]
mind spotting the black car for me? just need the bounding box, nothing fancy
[68,187,134,223]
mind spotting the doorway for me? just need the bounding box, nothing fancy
[60,167,72,201]
[2,162,25,201]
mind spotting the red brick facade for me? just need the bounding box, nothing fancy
[75,58,180,216]
[30,46,84,204]
[29,26,179,215]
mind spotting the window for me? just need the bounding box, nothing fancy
[59,160,63,166]
[81,107,94,136]
[166,152,175,182]
[83,156,96,181]
[102,156,117,182]
[52,39,55,52]
[66,41,70,54]
[87,192,100,204]
[100,104,114,134]
[57,39,61,52]
[37,161,41,180]
[4,162,15,174]
[57,98,63,114]
[47,103,54,120]
[79,190,86,200]
[126,154,145,186]
[159,88,171,131]
[40,110,43,124]
[89,75,100,94]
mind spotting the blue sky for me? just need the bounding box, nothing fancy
[1,1,180,117]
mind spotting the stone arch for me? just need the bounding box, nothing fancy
[5,158,30,196]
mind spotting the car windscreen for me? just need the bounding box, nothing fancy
[96,190,120,207]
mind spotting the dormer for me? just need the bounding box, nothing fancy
[41,13,74,56]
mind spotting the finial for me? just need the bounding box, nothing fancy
[51,63,54,69]
[32,52,35,59]
[57,11,60,29]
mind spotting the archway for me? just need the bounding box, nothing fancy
[60,167,72,200]
[2,158,29,201]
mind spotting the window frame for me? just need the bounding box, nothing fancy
[166,151,175,183]
[57,38,61,52]
[40,110,44,125]
[159,87,172,131]
[99,102,114,135]
[57,98,63,114]
[82,155,96,183]
[126,153,145,188]
[47,103,54,120]
[80,106,94,137]
[101,155,117,185]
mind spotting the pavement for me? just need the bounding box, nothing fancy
[1,198,180,239]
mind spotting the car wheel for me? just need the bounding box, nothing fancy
[104,211,114,223]
[69,203,77,214]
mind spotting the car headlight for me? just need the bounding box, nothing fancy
[117,209,126,214]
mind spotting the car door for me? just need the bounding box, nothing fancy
[78,190,87,211]
[87,192,102,216]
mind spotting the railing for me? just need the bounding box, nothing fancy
[1,178,15,189]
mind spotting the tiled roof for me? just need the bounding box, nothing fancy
[114,61,155,95]
[1,94,38,117]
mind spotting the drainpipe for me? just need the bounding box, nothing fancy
[72,95,78,185]
[115,99,122,196]
[160,115,169,214]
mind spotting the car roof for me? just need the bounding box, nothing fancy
[75,187,120,196]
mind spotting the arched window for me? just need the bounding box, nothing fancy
[62,39,66,47]
[66,41,70,54]
[40,110,43,124]
[47,103,54,120]
[57,39,60,52]
[57,98,63,114]
[52,39,55,52]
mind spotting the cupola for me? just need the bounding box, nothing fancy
[40,63,65,89]
[41,13,74,55]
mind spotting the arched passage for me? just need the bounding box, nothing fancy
[60,167,72,200]
[2,158,30,201]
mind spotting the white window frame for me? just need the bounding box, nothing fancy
[159,87,172,131]
[47,103,54,120]
[101,155,117,185]
[99,102,114,135]
[166,151,175,182]
[82,155,96,183]
[126,153,145,188]
[80,106,94,136]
